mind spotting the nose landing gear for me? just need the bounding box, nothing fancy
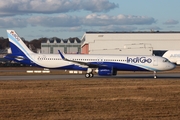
[153,71,157,79]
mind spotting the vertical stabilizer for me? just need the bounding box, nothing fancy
[7,30,34,55]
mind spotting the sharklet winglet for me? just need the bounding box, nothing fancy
[58,50,65,60]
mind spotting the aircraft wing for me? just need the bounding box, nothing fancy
[58,50,107,68]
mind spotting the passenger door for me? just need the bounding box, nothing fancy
[153,57,158,66]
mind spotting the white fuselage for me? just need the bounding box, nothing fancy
[28,53,175,71]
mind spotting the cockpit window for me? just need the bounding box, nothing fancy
[163,59,169,62]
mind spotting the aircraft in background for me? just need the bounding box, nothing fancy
[163,50,180,65]
[5,30,175,78]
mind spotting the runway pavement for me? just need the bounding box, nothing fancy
[1,73,180,80]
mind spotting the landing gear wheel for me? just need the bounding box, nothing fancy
[154,75,157,79]
[85,73,94,78]
[89,73,94,78]
[85,73,90,78]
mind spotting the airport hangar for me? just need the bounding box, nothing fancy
[41,38,81,54]
[81,31,180,56]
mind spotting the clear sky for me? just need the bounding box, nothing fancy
[0,0,179,40]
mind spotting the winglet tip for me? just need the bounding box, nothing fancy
[58,50,65,59]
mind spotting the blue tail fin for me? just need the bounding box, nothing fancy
[7,30,34,56]
[6,30,35,65]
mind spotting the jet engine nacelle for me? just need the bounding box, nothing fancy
[95,68,117,76]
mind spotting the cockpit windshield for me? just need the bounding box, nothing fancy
[163,58,169,62]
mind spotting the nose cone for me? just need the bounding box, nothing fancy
[168,63,176,70]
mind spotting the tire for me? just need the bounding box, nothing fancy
[89,73,94,78]
[85,73,90,78]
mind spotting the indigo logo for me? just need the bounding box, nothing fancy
[127,57,152,63]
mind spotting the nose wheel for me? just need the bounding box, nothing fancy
[85,73,94,78]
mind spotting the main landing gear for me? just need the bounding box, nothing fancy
[85,68,94,78]
[85,73,94,78]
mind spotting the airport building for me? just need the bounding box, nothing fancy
[41,38,81,54]
[81,31,180,56]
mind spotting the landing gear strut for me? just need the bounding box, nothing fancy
[153,71,157,79]
[85,68,94,78]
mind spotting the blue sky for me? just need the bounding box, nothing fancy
[0,0,179,40]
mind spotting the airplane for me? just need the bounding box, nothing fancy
[4,30,175,78]
[163,50,180,65]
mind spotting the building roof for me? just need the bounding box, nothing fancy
[86,31,180,34]
[41,37,81,43]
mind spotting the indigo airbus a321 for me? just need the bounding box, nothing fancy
[5,30,175,78]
